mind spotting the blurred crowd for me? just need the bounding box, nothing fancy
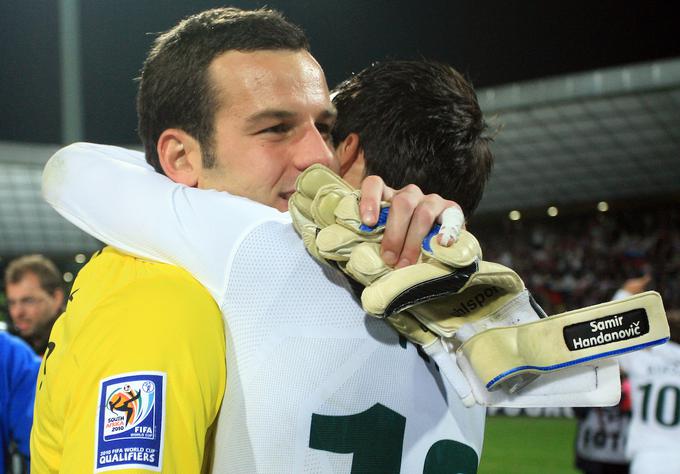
[477,204,680,314]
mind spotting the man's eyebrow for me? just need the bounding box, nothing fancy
[317,107,337,122]
[246,109,297,124]
[245,106,337,125]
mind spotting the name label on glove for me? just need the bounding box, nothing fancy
[563,308,649,351]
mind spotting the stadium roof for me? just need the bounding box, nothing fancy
[477,57,680,214]
[1,57,679,255]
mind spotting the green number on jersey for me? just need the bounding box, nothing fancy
[639,383,680,427]
[424,439,478,474]
[310,403,478,473]
[310,403,405,473]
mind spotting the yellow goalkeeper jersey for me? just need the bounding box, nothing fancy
[31,247,226,473]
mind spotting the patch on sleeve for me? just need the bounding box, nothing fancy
[95,372,166,472]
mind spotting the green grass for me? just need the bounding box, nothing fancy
[478,416,580,474]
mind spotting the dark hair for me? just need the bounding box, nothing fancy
[137,7,310,173]
[331,60,493,218]
[4,254,63,295]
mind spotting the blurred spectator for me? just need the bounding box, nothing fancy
[619,309,680,474]
[614,275,652,300]
[478,205,680,314]
[573,392,631,474]
[1,331,41,473]
[572,276,649,474]
[4,255,64,356]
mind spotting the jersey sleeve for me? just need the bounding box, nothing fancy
[51,271,226,473]
[42,142,291,302]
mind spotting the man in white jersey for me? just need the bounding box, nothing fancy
[42,7,493,473]
[620,304,680,474]
[573,278,652,474]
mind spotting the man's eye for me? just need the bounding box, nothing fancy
[260,124,291,134]
[315,123,332,139]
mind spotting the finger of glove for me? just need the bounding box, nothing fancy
[289,191,315,221]
[295,163,354,200]
[424,230,482,268]
[311,183,353,228]
[289,198,326,264]
[345,242,390,286]
[317,225,381,262]
[291,164,353,227]
[332,192,389,236]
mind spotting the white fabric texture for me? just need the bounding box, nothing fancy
[43,143,486,473]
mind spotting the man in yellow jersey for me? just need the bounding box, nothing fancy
[34,7,465,473]
[31,248,226,472]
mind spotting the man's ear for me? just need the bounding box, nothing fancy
[335,132,366,187]
[157,129,202,186]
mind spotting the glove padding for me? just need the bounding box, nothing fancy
[288,164,355,262]
[289,165,671,408]
[289,165,546,405]
[461,290,669,390]
[289,164,484,316]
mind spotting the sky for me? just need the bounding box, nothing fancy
[1,0,678,144]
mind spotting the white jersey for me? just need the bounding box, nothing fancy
[620,341,680,474]
[43,143,486,473]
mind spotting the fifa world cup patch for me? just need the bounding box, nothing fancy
[95,372,166,472]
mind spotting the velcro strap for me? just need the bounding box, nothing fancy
[361,261,478,318]
[406,261,531,338]
[460,291,669,390]
[458,357,622,408]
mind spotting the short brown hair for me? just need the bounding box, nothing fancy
[4,254,63,295]
[137,7,310,173]
[331,60,494,218]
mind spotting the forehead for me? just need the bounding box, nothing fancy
[6,272,43,294]
[208,49,331,116]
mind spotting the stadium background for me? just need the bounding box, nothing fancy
[1,1,679,472]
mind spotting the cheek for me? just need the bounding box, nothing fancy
[253,155,290,187]
[47,299,59,314]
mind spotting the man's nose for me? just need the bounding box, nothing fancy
[292,124,336,172]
